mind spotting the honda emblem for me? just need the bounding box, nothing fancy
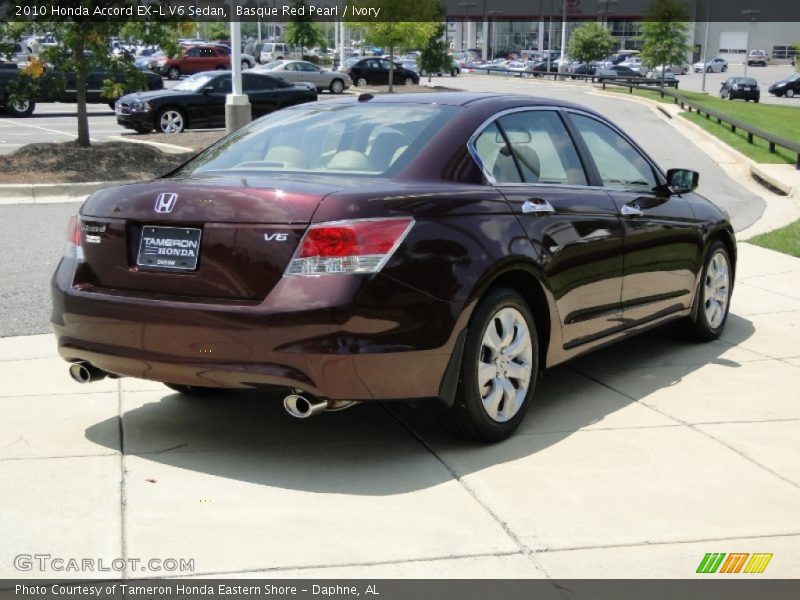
[154,193,178,213]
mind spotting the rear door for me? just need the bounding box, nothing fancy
[243,73,278,116]
[204,73,231,128]
[471,109,625,349]
[566,111,702,325]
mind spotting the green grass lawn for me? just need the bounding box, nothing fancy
[748,219,800,257]
[603,85,800,165]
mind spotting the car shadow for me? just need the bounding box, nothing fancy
[84,315,756,496]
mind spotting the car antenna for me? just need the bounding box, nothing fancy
[357,93,374,102]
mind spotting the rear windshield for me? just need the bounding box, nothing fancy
[177,103,456,177]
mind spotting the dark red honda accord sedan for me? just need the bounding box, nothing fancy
[52,93,736,441]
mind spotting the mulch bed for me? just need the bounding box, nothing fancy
[0,141,194,184]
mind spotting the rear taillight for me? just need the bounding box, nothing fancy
[285,218,413,276]
[64,214,84,261]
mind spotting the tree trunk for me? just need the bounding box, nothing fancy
[660,61,666,90]
[75,32,90,147]
[388,47,394,93]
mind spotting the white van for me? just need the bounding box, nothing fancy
[260,43,303,63]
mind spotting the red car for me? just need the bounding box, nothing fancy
[53,93,736,442]
[150,45,230,80]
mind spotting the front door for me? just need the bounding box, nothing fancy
[471,109,625,349]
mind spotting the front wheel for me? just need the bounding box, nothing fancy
[441,288,538,442]
[241,60,250,70]
[167,66,181,80]
[786,89,796,98]
[157,107,186,134]
[403,77,414,86]
[6,97,35,117]
[682,240,733,341]
[329,78,345,94]
[356,77,367,87]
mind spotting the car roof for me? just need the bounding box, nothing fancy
[317,92,599,114]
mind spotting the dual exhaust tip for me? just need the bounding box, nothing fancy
[69,363,350,420]
[68,361,108,384]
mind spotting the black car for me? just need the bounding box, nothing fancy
[115,71,317,134]
[720,77,760,102]
[768,73,800,98]
[595,65,642,81]
[0,65,163,116]
[569,62,598,78]
[530,61,560,77]
[345,57,419,87]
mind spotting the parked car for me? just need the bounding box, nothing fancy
[114,71,316,134]
[0,41,32,65]
[206,43,256,71]
[720,77,760,102]
[243,41,266,63]
[569,62,598,78]
[151,45,230,80]
[254,59,351,94]
[746,50,769,67]
[55,93,736,442]
[0,64,163,116]
[595,65,643,81]
[530,61,559,77]
[693,58,728,73]
[345,57,419,86]
[259,43,303,64]
[650,63,689,75]
[646,70,677,83]
[768,73,800,98]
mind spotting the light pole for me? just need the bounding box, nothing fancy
[741,8,760,78]
[488,10,502,59]
[701,0,712,92]
[538,0,545,53]
[559,0,568,76]
[226,18,251,134]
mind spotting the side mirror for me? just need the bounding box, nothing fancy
[667,168,699,194]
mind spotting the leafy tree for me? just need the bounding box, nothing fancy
[567,22,615,81]
[355,0,441,92]
[639,0,691,88]
[419,24,450,83]
[19,1,186,146]
[284,1,324,54]
[204,22,230,42]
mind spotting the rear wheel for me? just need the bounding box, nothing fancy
[441,288,538,443]
[682,240,732,341]
[403,77,414,86]
[787,89,796,98]
[241,60,250,70]
[356,77,367,87]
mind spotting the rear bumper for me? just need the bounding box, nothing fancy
[51,258,465,401]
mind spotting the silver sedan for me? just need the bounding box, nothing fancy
[254,60,352,94]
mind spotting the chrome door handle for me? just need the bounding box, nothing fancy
[522,199,555,214]
[621,203,643,217]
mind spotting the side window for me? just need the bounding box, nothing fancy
[200,48,215,58]
[472,122,521,184]
[495,111,587,185]
[570,114,657,189]
[185,48,201,58]
[245,75,275,91]
[213,76,232,93]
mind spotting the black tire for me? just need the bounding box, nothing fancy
[167,66,181,80]
[165,383,224,396]
[787,89,796,98]
[403,77,414,86]
[681,240,733,342]
[156,107,186,134]
[441,287,539,443]
[241,60,250,71]
[5,97,35,117]
[329,78,345,94]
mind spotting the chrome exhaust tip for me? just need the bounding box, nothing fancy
[283,393,328,419]
[68,361,107,384]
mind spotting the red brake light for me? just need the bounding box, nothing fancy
[64,214,84,261]
[287,218,413,276]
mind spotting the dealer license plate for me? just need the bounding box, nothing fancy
[137,226,202,271]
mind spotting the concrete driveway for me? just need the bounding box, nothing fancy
[2,242,799,579]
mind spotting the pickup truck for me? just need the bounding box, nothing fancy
[0,64,163,116]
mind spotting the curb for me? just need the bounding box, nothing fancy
[0,180,132,201]
[106,135,196,155]
[750,164,800,198]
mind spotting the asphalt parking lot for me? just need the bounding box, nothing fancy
[1,69,799,579]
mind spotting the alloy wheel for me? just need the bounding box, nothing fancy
[356,77,367,87]
[704,250,730,329]
[330,79,344,94]
[787,89,795,98]
[159,110,184,134]
[477,307,534,423]
[10,99,30,113]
